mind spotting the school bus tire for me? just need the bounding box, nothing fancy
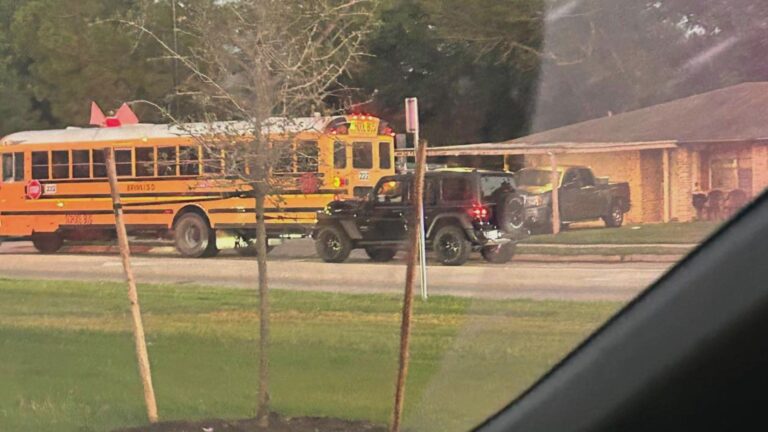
[31,232,63,254]
[174,212,216,258]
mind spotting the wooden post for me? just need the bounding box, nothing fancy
[662,148,671,223]
[549,152,561,235]
[390,142,427,432]
[104,147,159,423]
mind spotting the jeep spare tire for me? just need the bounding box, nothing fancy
[497,193,525,232]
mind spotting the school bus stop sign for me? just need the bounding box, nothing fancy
[25,179,42,200]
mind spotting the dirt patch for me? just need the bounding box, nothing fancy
[113,413,387,432]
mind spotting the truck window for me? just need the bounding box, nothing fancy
[562,169,581,188]
[441,177,473,202]
[481,175,514,200]
[579,168,595,187]
[375,179,407,204]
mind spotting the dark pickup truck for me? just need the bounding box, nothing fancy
[516,165,631,231]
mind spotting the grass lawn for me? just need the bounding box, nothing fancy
[523,221,721,245]
[0,279,620,432]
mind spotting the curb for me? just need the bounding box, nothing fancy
[515,253,683,263]
[61,245,684,264]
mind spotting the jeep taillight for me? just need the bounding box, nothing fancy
[469,203,490,222]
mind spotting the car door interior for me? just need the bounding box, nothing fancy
[476,190,768,432]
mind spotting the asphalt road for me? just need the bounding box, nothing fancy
[0,240,672,301]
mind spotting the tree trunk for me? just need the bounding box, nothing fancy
[255,191,270,427]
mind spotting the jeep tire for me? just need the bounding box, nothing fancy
[481,242,517,264]
[433,225,471,266]
[497,193,525,232]
[315,224,353,263]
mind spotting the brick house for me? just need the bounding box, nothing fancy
[424,82,768,224]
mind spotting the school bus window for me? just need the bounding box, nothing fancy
[135,147,155,177]
[2,153,23,182]
[353,141,372,169]
[32,151,49,180]
[72,150,91,179]
[297,140,318,173]
[51,150,70,179]
[92,150,107,178]
[158,146,178,176]
[180,146,200,176]
[334,141,347,169]
[202,147,223,174]
[273,141,293,173]
[115,149,133,177]
[379,141,391,169]
[2,154,13,182]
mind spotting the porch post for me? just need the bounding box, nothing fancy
[549,152,561,234]
[662,148,671,223]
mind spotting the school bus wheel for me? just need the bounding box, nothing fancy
[31,232,63,254]
[173,212,217,258]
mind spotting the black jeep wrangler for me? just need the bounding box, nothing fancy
[312,169,528,266]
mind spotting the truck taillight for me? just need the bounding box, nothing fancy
[469,203,490,222]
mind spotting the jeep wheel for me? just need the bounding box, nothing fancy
[365,247,397,262]
[481,242,517,264]
[498,193,525,232]
[174,213,217,258]
[315,225,352,263]
[32,233,63,254]
[603,201,625,228]
[433,225,471,266]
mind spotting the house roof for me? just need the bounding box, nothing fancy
[511,82,768,145]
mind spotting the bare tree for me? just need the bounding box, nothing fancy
[119,0,374,426]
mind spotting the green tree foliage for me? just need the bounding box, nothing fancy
[348,0,541,146]
[1,0,178,135]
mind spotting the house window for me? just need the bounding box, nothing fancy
[710,159,738,190]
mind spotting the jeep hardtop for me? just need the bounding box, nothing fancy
[312,169,528,266]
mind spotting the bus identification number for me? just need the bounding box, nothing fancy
[65,214,94,225]
[127,183,157,192]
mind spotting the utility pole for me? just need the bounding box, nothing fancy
[104,147,159,423]
[405,98,428,300]
[170,0,179,116]
[390,140,428,432]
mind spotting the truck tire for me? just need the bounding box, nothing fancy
[174,213,217,258]
[603,200,625,228]
[32,233,63,254]
[433,225,471,266]
[497,193,525,232]
[481,242,517,264]
[315,225,353,263]
[365,247,397,262]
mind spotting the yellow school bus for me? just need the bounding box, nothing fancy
[0,114,395,257]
